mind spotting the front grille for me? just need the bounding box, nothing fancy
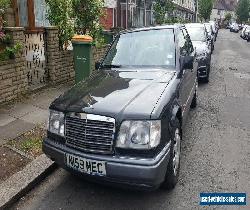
[65,114,115,154]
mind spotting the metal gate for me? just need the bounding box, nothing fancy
[24,31,47,90]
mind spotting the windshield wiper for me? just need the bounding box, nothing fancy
[101,64,122,69]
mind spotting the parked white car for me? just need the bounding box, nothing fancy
[240,25,250,39]
[230,23,240,33]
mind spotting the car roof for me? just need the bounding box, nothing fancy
[120,24,184,34]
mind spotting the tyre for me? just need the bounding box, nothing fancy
[204,64,210,83]
[161,119,181,190]
[190,80,198,109]
[247,38,250,42]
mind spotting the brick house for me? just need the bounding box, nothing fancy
[101,0,118,30]
[109,0,196,30]
[210,0,238,22]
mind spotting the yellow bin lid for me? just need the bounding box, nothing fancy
[72,35,93,43]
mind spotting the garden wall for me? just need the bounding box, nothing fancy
[0,27,109,104]
[0,27,27,104]
[45,27,109,85]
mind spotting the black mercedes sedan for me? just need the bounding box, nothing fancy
[43,25,198,190]
[186,23,212,83]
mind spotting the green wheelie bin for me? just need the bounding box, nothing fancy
[72,35,93,84]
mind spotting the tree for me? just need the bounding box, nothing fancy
[224,13,232,22]
[198,0,213,21]
[72,0,104,38]
[153,0,175,25]
[236,0,250,22]
[0,0,10,28]
[46,0,75,49]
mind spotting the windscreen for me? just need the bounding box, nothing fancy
[186,26,206,42]
[102,29,176,68]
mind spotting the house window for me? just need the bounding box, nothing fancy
[34,0,50,27]
[17,0,28,27]
[14,0,50,31]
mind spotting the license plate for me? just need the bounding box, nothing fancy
[65,153,106,176]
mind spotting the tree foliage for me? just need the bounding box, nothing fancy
[72,0,104,38]
[45,0,105,49]
[236,0,250,22]
[153,0,175,25]
[224,13,232,22]
[198,0,213,21]
[0,0,10,15]
[46,0,75,49]
[0,0,10,28]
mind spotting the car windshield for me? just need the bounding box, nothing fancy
[205,24,212,34]
[102,29,176,69]
[186,27,206,42]
[205,25,211,32]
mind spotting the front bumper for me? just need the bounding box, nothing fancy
[43,138,171,190]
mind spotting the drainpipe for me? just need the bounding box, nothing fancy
[126,0,128,28]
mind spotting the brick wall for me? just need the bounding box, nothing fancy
[45,27,109,85]
[0,27,27,104]
[0,27,109,104]
[101,8,114,30]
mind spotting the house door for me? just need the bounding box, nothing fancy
[15,0,49,90]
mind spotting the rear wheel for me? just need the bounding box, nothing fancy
[204,65,210,83]
[161,119,181,190]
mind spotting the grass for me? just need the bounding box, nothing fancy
[8,126,46,158]
[19,137,43,155]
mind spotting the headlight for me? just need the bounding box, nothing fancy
[48,110,65,136]
[116,120,161,149]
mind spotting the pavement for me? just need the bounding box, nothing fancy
[5,30,250,210]
[0,85,70,145]
[0,85,71,209]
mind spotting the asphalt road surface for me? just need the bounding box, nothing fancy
[11,29,250,210]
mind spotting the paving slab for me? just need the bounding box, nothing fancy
[0,154,56,209]
[6,103,41,119]
[20,108,49,125]
[0,119,35,145]
[0,114,16,127]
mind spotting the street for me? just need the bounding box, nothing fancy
[12,29,250,210]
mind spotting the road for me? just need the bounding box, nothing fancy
[11,29,250,210]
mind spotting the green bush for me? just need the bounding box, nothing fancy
[45,0,75,49]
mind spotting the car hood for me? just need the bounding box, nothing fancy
[50,68,176,120]
[192,41,210,55]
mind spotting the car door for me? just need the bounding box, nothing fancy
[178,28,196,123]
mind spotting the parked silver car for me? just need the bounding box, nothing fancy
[241,25,250,40]
[230,23,239,33]
[204,23,215,52]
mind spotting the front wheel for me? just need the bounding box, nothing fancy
[161,119,181,190]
